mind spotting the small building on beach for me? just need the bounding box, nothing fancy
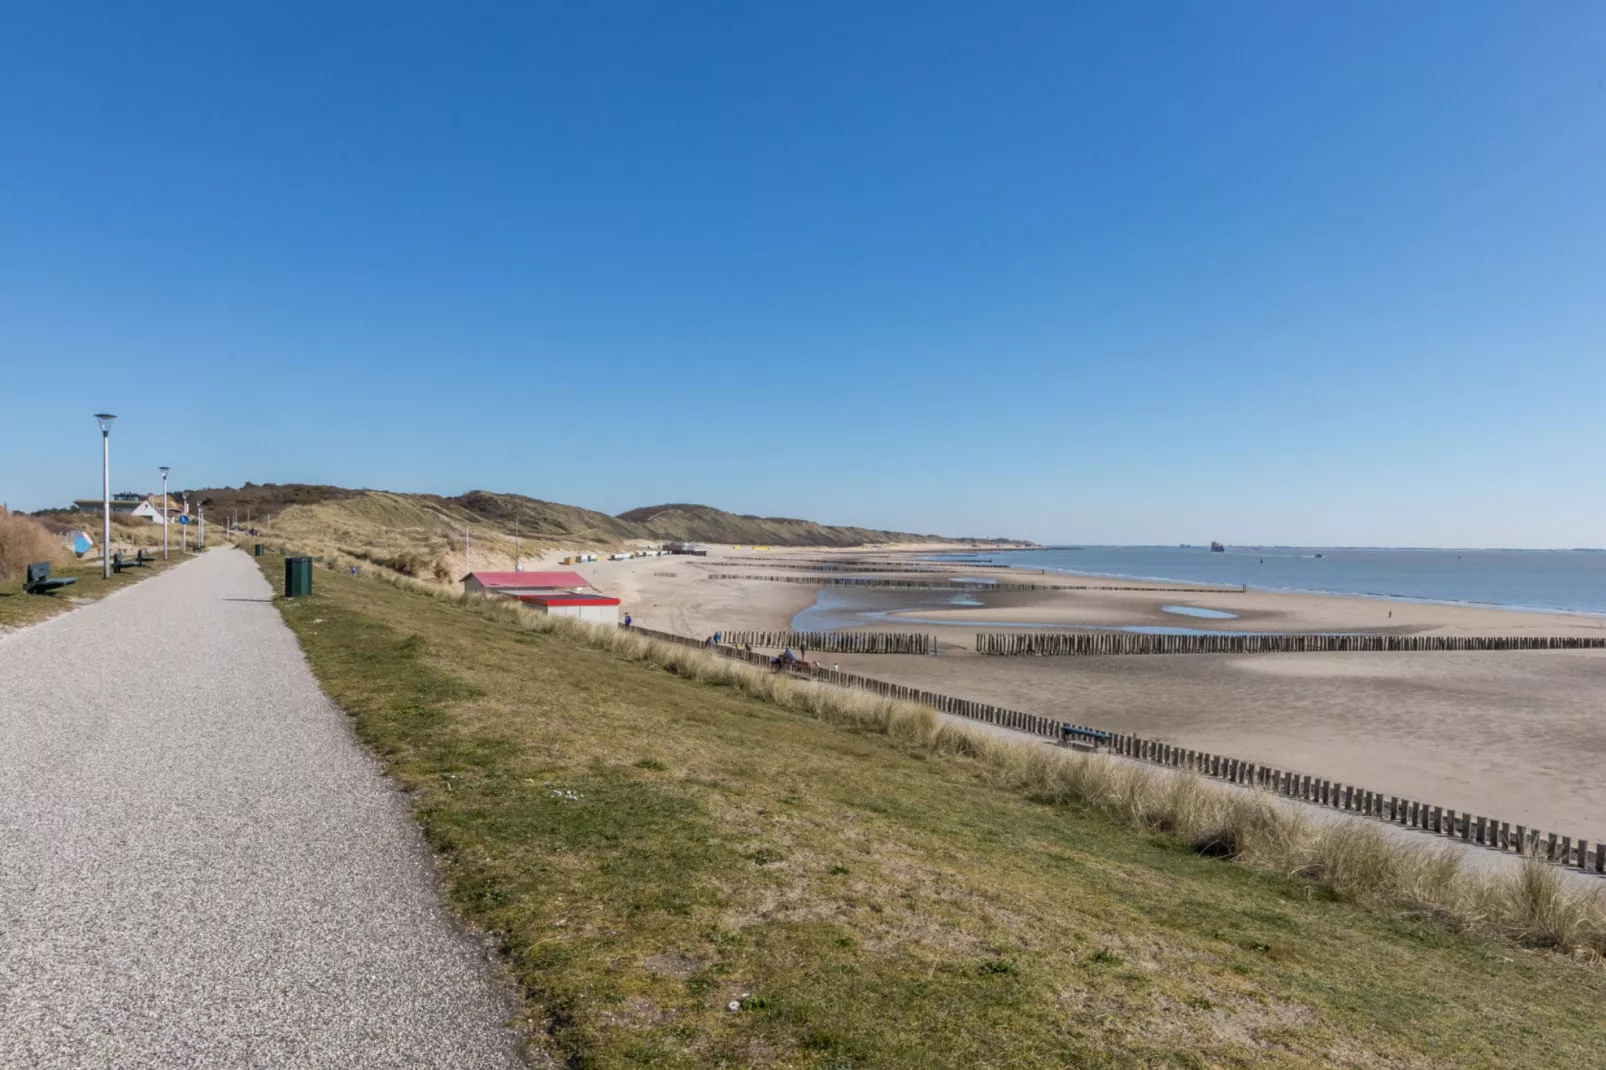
[513,592,621,625]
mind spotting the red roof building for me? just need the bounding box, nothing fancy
[512,592,621,625]
[461,570,590,596]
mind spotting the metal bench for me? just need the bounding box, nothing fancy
[111,548,153,573]
[1061,724,1112,752]
[23,562,76,595]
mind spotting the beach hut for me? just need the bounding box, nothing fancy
[513,592,621,625]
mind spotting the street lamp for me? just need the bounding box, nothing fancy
[94,414,116,579]
[159,466,170,560]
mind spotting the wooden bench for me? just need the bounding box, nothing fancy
[112,548,153,573]
[23,562,76,595]
[1061,724,1112,752]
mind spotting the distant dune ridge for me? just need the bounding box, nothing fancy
[182,482,1021,547]
[162,483,1023,580]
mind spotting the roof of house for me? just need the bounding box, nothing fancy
[514,593,622,607]
[464,570,590,590]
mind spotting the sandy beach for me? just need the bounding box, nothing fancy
[544,545,1606,846]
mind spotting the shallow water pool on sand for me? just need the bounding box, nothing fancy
[1161,605,1238,620]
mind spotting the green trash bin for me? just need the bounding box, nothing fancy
[254,543,264,557]
[284,556,312,598]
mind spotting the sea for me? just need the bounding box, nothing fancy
[926,546,1606,618]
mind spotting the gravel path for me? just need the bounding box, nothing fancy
[0,550,525,1069]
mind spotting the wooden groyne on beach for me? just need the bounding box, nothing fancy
[708,573,1242,594]
[721,630,935,654]
[726,557,1014,570]
[977,632,1606,656]
[620,622,1604,876]
[720,561,958,573]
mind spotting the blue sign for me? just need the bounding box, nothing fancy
[179,515,190,525]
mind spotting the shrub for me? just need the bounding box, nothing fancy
[0,513,71,582]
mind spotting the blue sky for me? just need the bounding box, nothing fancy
[3,3,1603,545]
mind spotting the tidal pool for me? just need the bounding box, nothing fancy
[1160,605,1238,620]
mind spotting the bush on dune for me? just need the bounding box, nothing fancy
[0,513,71,582]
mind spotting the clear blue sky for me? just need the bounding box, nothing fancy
[3,3,1603,546]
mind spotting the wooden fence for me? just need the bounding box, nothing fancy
[977,632,1606,656]
[721,630,935,654]
[708,573,1241,594]
[618,621,1604,877]
[1099,733,1604,874]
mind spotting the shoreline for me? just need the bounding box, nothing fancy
[922,553,1606,622]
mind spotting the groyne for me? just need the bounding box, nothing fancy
[708,573,1241,594]
[977,632,1606,656]
[721,630,935,655]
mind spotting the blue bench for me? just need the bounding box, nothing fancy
[1061,724,1112,752]
[23,562,76,595]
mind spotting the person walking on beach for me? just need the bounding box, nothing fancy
[624,613,632,628]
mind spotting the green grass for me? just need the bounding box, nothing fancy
[260,557,1606,1069]
[0,554,188,630]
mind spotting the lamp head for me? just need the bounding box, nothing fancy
[159,466,170,477]
[94,413,117,434]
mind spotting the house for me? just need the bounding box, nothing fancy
[460,570,619,625]
[71,493,167,524]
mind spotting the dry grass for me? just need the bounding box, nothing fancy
[0,513,71,581]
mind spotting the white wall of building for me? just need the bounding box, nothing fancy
[531,602,619,625]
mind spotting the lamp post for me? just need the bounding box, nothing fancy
[95,414,116,578]
[159,466,170,559]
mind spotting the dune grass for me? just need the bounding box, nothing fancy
[259,555,1606,1068]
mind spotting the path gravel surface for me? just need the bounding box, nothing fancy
[0,550,525,1069]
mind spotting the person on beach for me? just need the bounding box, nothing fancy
[624,613,632,628]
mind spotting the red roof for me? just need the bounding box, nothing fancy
[465,570,589,589]
[515,594,621,607]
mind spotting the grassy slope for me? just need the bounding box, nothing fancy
[208,485,982,563]
[259,558,1605,1069]
[246,490,962,584]
[0,554,187,630]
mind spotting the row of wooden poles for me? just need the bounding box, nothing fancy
[727,557,1013,569]
[721,561,958,573]
[977,632,1606,656]
[721,630,935,654]
[707,573,1240,594]
[1106,734,1604,874]
[620,621,1604,877]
